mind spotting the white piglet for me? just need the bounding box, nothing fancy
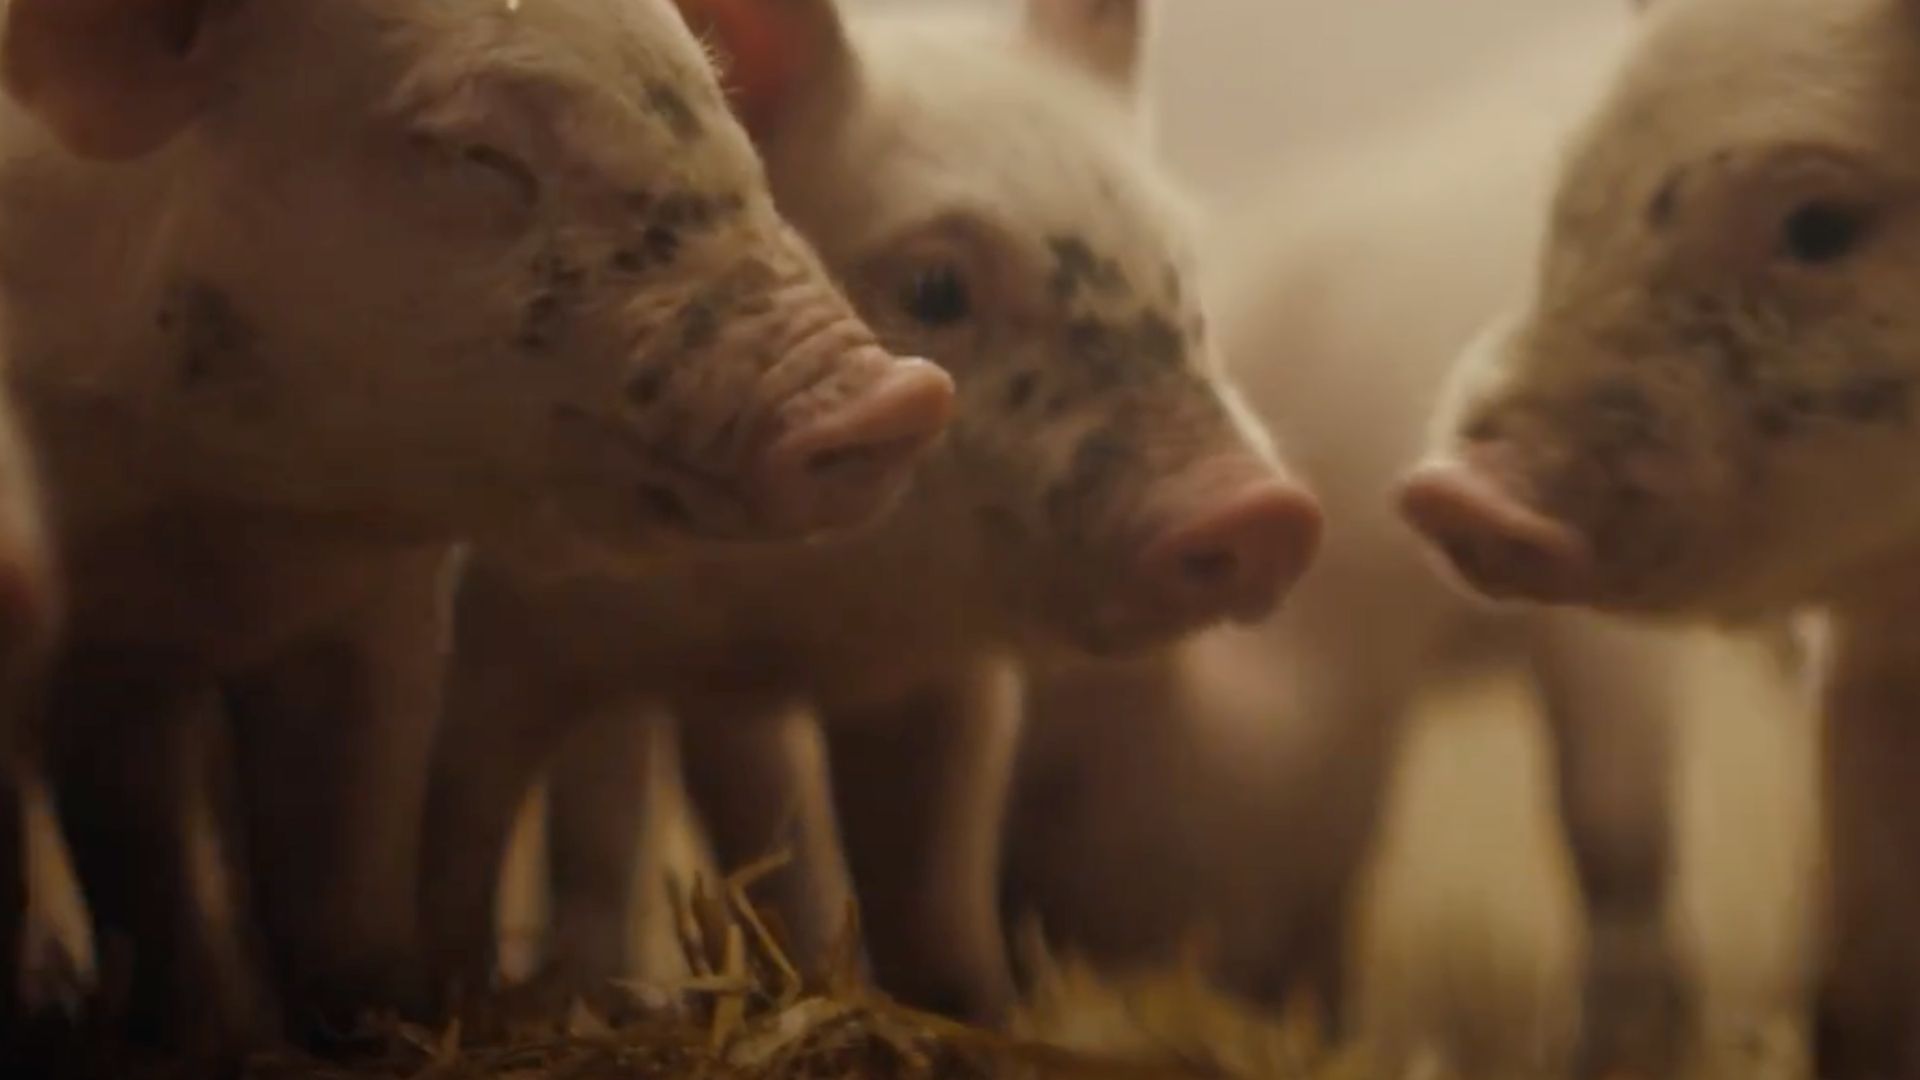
[0,0,951,1057]
[1006,10,1708,1078]
[444,0,1320,1026]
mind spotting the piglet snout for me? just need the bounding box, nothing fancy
[758,354,955,535]
[1138,475,1322,626]
[1398,457,1591,604]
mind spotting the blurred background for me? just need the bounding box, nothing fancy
[861,0,1598,202]
[1150,0,1594,202]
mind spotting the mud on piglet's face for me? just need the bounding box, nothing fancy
[675,0,1319,651]
[1403,0,1920,618]
[1,0,951,552]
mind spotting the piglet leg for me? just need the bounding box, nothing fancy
[1527,610,1692,1078]
[0,766,18,1026]
[1815,615,1920,1080]
[49,648,273,1058]
[224,546,453,1042]
[419,625,611,1009]
[541,707,659,989]
[672,701,847,980]
[821,662,1022,1025]
[1233,660,1414,1029]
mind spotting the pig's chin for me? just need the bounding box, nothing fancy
[487,488,782,579]
[477,515,681,584]
[1562,568,1733,619]
[1043,602,1232,660]
[1419,513,1702,615]
[1480,525,1770,622]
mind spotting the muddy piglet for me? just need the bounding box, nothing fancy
[1007,10,1705,1077]
[428,0,1319,1026]
[0,0,951,1053]
[1395,0,1920,1075]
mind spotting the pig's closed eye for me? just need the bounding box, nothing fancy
[902,265,972,327]
[1780,201,1870,265]
[459,143,541,207]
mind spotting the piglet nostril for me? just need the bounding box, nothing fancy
[1142,479,1324,626]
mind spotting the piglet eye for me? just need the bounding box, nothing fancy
[460,143,540,207]
[1780,200,1870,265]
[902,265,972,327]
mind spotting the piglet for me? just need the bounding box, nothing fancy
[1004,11,1703,1077]
[0,0,951,1055]
[1395,0,1920,1075]
[424,0,1318,1025]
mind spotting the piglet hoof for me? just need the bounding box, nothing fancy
[445,966,647,1045]
[1398,458,1592,605]
[893,979,1014,1031]
[288,965,436,1058]
[876,956,1018,1030]
[1571,932,1694,1080]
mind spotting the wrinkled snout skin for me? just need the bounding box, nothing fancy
[531,208,956,554]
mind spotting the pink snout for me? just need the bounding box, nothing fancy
[757,357,956,535]
[1397,458,1592,603]
[1137,477,1323,627]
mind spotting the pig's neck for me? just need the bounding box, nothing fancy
[656,467,1008,701]
[0,135,454,544]
[0,131,457,660]
[771,467,1002,631]
[0,134,185,387]
[0,135,233,529]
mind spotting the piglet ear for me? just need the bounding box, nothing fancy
[3,0,243,160]
[669,0,854,140]
[1024,0,1145,96]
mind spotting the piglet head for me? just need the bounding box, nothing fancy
[1400,0,1920,619]
[2,0,952,556]
[683,0,1320,655]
